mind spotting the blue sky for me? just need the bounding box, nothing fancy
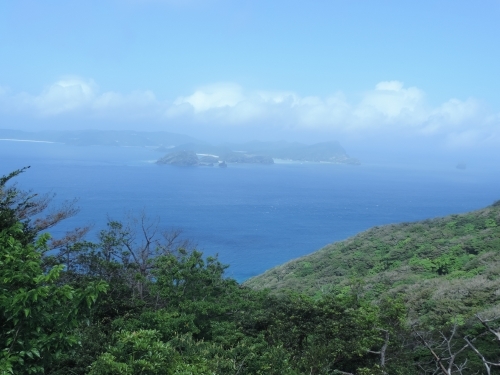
[1,0,500,157]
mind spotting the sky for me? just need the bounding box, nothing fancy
[1,0,500,160]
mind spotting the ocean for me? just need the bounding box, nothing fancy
[2,140,500,281]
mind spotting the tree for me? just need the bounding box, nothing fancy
[0,167,89,252]
[265,290,382,374]
[367,297,410,374]
[464,315,500,375]
[413,323,470,375]
[0,220,107,374]
[56,214,192,301]
[412,314,500,375]
[87,330,180,375]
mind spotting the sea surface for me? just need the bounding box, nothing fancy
[2,140,500,281]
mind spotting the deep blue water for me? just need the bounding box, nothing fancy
[2,140,500,281]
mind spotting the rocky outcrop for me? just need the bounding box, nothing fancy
[156,151,199,166]
[156,141,360,167]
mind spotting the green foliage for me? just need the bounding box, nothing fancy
[246,202,500,325]
[68,242,403,375]
[3,169,500,374]
[0,167,35,243]
[485,218,497,228]
[0,222,107,374]
[266,292,378,373]
[151,250,232,308]
[88,330,179,375]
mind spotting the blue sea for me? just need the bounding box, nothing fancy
[2,140,500,281]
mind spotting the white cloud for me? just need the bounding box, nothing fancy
[0,76,163,120]
[91,90,164,119]
[33,78,97,115]
[356,82,426,122]
[173,83,244,113]
[167,81,483,137]
[1,77,499,148]
[433,98,479,125]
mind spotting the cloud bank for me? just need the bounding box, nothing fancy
[0,77,498,149]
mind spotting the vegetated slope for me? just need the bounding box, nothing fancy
[245,201,500,324]
[167,140,360,164]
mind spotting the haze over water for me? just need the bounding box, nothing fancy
[2,140,499,281]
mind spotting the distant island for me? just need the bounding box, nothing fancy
[0,129,196,147]
[0,128,360,166]
[156,140,360,166]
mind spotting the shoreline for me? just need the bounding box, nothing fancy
[0,138,57,144]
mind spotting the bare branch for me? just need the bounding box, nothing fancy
[47,226,92,252]
[413,324,470,375]
[476,314,500,342]
[413,328,450,375]
[463,336,499,375]
[32,198,80,231]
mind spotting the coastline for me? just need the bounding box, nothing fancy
[0,138,57,144]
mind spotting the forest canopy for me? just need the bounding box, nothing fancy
[1,168,500,375]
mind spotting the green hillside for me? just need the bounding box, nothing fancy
[4,168,500,374]
[245,201,500,324]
